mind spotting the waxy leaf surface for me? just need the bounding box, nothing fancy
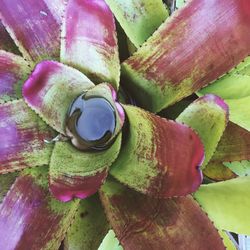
[0,0,61,62]
[194,176,250,235]
[61,0,120,88]
[122,0,250,112]
[100,179,225,250]
[49,134,122,202]
[177,95,229,168]
[0,50,30,102]
[0,166,79,250]
[110,105,204,198]
[0,100,54,174]
[64,195,109,250]
[23,60,94,134]
[105,0,168,48]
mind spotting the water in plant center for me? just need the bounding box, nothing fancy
[67,94,116,149]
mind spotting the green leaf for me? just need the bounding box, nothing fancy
[225,97,250,132]
[176,0,186,9]
[194,176,250,235]
[219,231,238,250]
[98,230,123,250]
[177,95,229,168]
[64,195,109,250]
[110,105,204,198]
[199,56,250,99]
[224,161,250,177]
[105,0,169,48]
[99,179,225,249]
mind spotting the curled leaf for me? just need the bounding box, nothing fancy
[110,105,204,198]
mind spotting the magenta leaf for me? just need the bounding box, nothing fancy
[99,179,225,249]
[0,50,30,102]
[0,0,62,62]
[61,0,120,88]
[23,60,94,134]
[0,166,79,250]
[0,100,54,174]
[110,105,204,198]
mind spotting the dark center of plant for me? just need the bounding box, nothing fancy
[66,93,117,151]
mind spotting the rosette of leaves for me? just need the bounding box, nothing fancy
[0,0,250,249]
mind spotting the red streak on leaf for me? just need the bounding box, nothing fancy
[149,116,204,197]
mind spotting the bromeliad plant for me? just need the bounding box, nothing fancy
[0,0,250,249]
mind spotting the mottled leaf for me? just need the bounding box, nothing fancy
[105,0,169,48]
[110,105,204,198]
[224,161,250,177]
[0,0,62,62]
[64,195,109,250]
[194,176,250,235]
[100,179,225,250]
[61,0,120,88]
[98,230,123,250]
[121,0,250,112]
[0,100,54,174]
[23,60,94,134]
[0,21,19,54]
[177,95,229,168]
[211,122,250,162]
[0,50,30,102]
[0,173,17,204]
[0,166,79,250]
[49,134,122,202]
[203,162,237,181]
